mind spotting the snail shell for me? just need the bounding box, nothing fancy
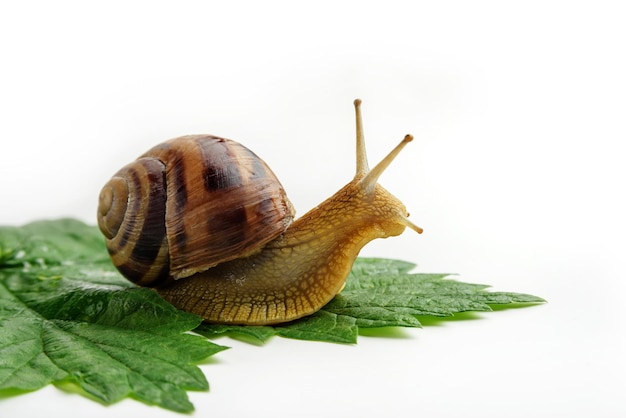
[97,135,295,287]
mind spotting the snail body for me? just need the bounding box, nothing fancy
[98,100,421,325]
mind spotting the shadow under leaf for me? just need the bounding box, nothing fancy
[357,326,414,339]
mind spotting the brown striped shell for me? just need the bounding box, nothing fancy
[97,134,295,287]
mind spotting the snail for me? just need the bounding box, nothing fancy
[97,99,422,325]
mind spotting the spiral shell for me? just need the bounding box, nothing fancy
[97,134,295,286]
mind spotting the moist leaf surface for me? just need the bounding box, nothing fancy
[0,219,227,413]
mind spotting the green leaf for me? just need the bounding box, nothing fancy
[0,219,227,413]
[0,219,545,411]
[199,258,545,344]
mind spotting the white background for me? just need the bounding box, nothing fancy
[1,1,625,417]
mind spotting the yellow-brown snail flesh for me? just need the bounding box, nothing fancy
[97,99,422,325]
